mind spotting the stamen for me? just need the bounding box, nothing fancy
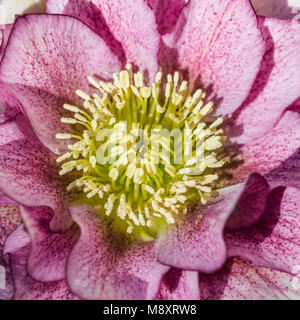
[56,67,227,235]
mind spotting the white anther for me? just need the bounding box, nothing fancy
[91,119,98,131]
[144,185,155,195]
[87,76,100,89]
[156,104,165,113]
[134,72,143,88]
[200,174,218,184]
[165,164,176,177]
[191,89,202,104]
[197,186,211,193]
[87,189,99,198]
[175,195,186,204]
[155,71,162,83]
[63,104,80,113]
[179,80,188,93]
[77,162,90,172]
[165,83,171,98]
[113,73,121,89]
[126,162,136,179]
[56,152,72,163]
[128,211,140,226]
[89,155,97,168]
[111,146,124,157]
[61,117,77,124]
[210,117,223,129]
[56,133,72,139]
[146,219,153,227]
[109,168,119,181]
[172,93,183,105]
[59,165,75,176]
[133,168,144,184]
[98,190,104,198]
[130,85,141,97]
[193,100,204,114]
[74,113,87,122]
[62,160,76,169]
[173,71,180,87]
[144,206,151,219]
[76,89,90,101]
[184,180,197,187]
[66,180,77,192]
[200,101,214,116]
[141,87,151,99]
[125,63,132,71]
[116,101,126,110]
[127,226,133,234]
[205,136,222,150]
[120,70,130,90]
[138,213,146,226]
[104,194,115,216]
[178,167,192,175]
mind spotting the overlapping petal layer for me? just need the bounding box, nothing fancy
[161,0,264,116]
[199,257,300,300]
[155,174,268,272]
[46,0,160,80]
[233,17,300,144]
[226,187,300,275]
[156,268,200,300]
[0,117,72,232]
[19,206,79,282]
[0,14,121,154]
[235,110,300,181]
[67,205,169,300]
[147,0,186,34]
[251,0,297,19]
[4,225,79,300]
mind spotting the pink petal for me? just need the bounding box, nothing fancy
[46,0,125,64]
[0,194,19,206]
[226,186,300,275]
[46,0,160,81]
[155,174,266,272]
[0,24,13,60]
[0,82,21,124]
[4,225,79,300]
[226,174,269,230]
[67,205,169,300]
[156,268,200,300]
[161,0,264,116]
[251,0,297,19]
[0,119,27,146]
[0,14,121,154]
[147,0,186,34]
[266,150,300,189]
[199,257,300,300]
[19,206,79,282]
[0,118,72,232]
[234,110,300,181]
[232,17,300,144]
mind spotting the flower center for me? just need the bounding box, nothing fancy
[56,64,227,237]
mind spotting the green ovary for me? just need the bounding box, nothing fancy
[56,64,227,238]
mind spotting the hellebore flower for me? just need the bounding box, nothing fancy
[0,0,300,300]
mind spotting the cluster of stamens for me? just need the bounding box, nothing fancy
[56,64,227,234]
